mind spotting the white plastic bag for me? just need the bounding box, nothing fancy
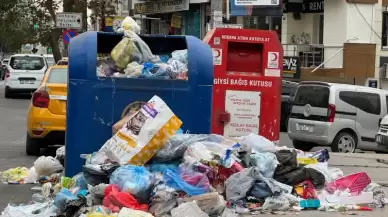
[118,207,154,217]
[55,146,65,158]
[262,195,290,211]
[34,156,63,177]
[170,49,188,65]
[249,152,279,178]
[118,16,141,34]
[179,192,226,215]
[171,201,209,217]
[239,133,281,153]
[101,95,182,165]
[1,202,57,217]
[24,167,38,184]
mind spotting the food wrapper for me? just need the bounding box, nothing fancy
[101,95,182,165]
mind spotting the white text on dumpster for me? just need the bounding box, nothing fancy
[214,78,272,87]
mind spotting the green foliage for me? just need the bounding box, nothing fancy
[88,0,119,29]
[0,0,119,54]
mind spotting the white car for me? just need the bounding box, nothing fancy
[376,115,388,151]
[4,54,48,98]
[43,54,55,67]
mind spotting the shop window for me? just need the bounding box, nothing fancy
[382,12,388,48]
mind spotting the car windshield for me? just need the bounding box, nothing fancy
[47,68,67,84]
[46,57,55,67]
[294,85,330,108]
[10,56,45,70]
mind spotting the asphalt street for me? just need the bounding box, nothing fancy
[0,81,387,216]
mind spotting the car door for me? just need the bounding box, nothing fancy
[355,91,383,149]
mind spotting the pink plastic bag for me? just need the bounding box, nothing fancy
[326,172,371,195]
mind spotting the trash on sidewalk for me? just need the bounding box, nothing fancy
[2,17,388,217]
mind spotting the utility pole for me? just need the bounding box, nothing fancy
[128,0,134,16]
[210,0,223,29]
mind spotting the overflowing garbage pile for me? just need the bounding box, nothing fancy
[1,95,388,217]
[97,17,188,80]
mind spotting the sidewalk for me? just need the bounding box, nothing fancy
[329,153,388,186]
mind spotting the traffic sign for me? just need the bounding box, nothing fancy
[56,12,82,29]
[62,29,78,44]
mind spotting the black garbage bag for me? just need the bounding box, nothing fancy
[83,163,120,186]
[273,150,325,189]
[56,196,87,217]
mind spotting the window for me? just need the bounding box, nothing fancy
[386,96,388,113]
[47,68,67,84]
[9,56,45,70]
[340,91,381,115]
[383,12,388,47]
[293,85,330,108]
[357,92,381,115]
[339,91,358,107]
[290,85,298,97]
[46,57,55,67]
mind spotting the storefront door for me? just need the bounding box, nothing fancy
[184,4,201,38]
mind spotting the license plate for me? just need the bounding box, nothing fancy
[298,124,313,132]
[20,80,34,84]
[376,135,382,143]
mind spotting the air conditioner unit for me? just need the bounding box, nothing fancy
[366,78,380,89]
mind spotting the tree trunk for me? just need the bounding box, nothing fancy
[50,30,62,62]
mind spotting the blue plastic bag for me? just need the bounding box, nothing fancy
[148,163,179,174]
[54,189,77,209]
[163,166,210,196]
[110,165,154,203]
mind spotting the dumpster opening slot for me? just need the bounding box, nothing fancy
[97,33,187,56]
[227,42,263,75]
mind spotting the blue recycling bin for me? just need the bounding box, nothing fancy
[65,31,213,176]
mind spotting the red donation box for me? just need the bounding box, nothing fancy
[203,28,283,141]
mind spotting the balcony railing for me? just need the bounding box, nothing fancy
[282,44,343,69]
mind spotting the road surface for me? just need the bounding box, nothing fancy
[0,81,387,216]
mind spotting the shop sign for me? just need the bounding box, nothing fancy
[134,0,189,15]
[284,0,323,13]
[171,14,182,28]
[283,56,301,79]
[214,23,243,29]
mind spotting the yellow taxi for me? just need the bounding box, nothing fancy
[26,65,67,155]
[56,57,68,65]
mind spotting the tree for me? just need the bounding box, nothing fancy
[0,0,36,53]
[0,0,119,61]
[88,0,118,31]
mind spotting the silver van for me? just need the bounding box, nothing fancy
[288,81,388,153]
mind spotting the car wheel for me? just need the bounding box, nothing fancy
[4,87,12,98]
[332,132,356,153]
[26,134,41,156]
[292,140,312,152]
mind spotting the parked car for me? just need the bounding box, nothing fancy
[288,81,388,153]
[43,54,55,67]
[376,115,388,152]
[56,57,68,66]
[281,80,298,131]
[26,65,67,155]
[4,54,48,98]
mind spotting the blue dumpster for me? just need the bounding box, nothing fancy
[66,32,213,176]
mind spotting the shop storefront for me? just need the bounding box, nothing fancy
[134,0,208,38]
